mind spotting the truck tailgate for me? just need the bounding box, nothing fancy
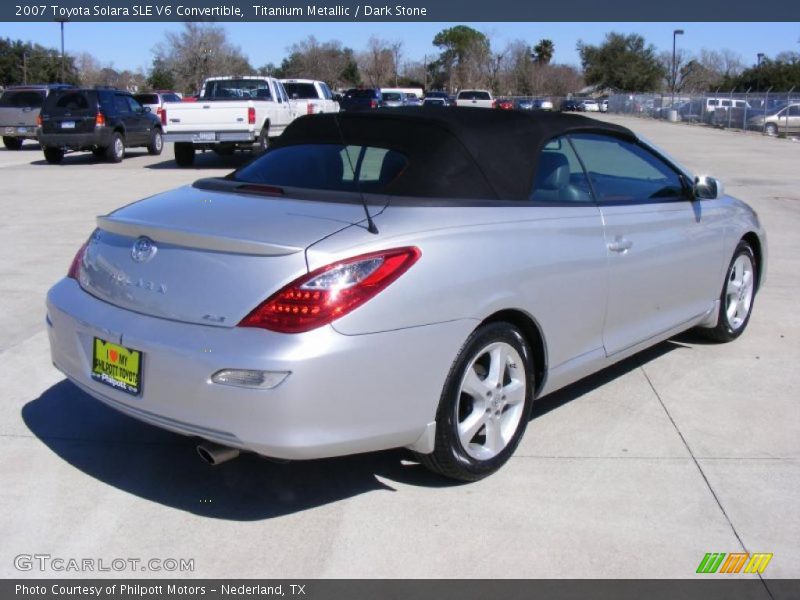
[162,101,254,134]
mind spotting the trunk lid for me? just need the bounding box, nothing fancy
[79,183,367,327]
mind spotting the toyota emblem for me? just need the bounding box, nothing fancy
[131,236,157,263]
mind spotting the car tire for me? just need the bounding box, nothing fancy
[254,127,269,154]
[765,123,778,136]
[105,132,125,163]
[3,136,23,150]
[698,241,757,343]
[147,129,163,155]
[418,322,534,481]
[43,147,64,164]
[174,142,195,167]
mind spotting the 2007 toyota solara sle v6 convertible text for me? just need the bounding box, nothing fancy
[47,108,767,481]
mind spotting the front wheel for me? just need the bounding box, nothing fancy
[147,129,163,155]
[698,241,757,342]
[3,136,23,150]
[418,322,534,481]
[765,123,778,136]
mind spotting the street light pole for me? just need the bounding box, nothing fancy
[56,18,67,82]
[757,53,765,93]
[671,29,684,107]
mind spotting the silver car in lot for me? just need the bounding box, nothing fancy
[47,108,767,481]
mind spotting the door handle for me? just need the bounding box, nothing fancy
[608,237,633,253]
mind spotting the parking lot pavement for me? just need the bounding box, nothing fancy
[0,124,797,582]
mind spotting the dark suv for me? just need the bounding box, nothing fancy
[339,88,383,111]
[38,88,163,163]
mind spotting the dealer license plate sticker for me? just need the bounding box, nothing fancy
[91,338,142,396]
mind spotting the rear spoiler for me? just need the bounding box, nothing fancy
[96,215,302,257]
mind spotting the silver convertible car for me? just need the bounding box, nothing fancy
[47,108,766,481]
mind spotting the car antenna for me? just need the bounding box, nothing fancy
[332,113,379,234]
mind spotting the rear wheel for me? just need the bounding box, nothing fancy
[254,127,269,154]
[418,322,534,481]
[147,128,163,155]
[105,132,125,163]
[698,241,757,342]
[3,136,23,150]
[174,142,195,167]
[43,147,64,164]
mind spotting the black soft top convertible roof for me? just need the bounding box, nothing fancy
[271,107,637,201]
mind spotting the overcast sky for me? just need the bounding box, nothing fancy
[5,21,799,72]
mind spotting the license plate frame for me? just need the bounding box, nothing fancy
[91,337,143,396]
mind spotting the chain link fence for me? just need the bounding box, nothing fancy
[605,90,800,137]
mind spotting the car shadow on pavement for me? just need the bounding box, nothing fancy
[22,380,459,521]
[29,150,155,166]
[531,338,688,419]
[145,152,252,170]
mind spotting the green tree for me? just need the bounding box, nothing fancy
[432,25,491,90]
[533,39,554,65]
[724,55,800,91]
[578,32,665,91]
[0,37,79,86]
[148,57,176,90]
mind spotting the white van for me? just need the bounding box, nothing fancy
[705,98,751,113]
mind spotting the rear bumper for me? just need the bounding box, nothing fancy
[2,125,37,139]
[47,278,473,460]
[163,131,256,144]
[39,129,112,150]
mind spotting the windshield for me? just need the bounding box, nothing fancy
[458,91,491,100]
[283,83,317,99]
[232,144,408,194]
[202,79,272,100]
[345,89,378,99]
[0,90,46,108]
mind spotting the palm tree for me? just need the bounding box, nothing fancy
[533,39,555,65]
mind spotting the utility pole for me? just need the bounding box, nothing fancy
[56,18,67,82]
[671,29,684,107]
[756,53,765,93]
[22,51,28,84]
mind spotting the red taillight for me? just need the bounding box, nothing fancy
[95,112,106,127]
[307,102,314,115]
[67,240,90,280]
[239,247,421,334]
[160,107,167,126]
[370,99,378,109]
[36,114,43,127]
[491,100,497,109]
[248,106,256,124]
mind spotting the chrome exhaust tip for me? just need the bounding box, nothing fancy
[196,443,240,466]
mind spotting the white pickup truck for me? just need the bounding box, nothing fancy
[162,76,296,166]
[280,79,340,115]
[455,89,496,109]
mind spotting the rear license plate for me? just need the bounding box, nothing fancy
[193,132,215,141]
[17,127,28,134]
[61,121,75,129]
[91,337,143,396]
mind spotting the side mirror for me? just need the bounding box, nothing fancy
[694,175,724,200]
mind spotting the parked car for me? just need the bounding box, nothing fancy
[0,84,73,150]
[161,76,296,166]
[381,91,409,107]
[280,79,340,115]
[455,89,495,108]
[405,93,423,107]
[496,98,514,110]
[580,99,600,112]
[133,91,182,121]
[747,103,800,136]
[517,99,534,110]
[38,87,163,164]
[561,99,581,112]
[599,99,609,113]
[533,98,554,111]
[339,88,383,111]
[423,91,453,107]
[47,108,766,481]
